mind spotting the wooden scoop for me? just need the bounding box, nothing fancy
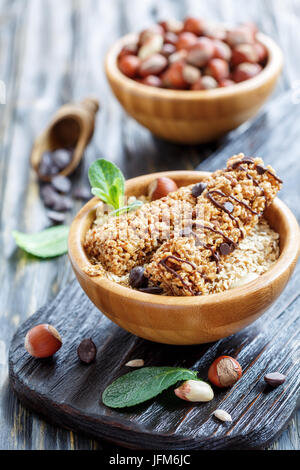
[31,97,99,181]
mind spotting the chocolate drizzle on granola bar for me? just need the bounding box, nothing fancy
[230,157,266,199]
[159,255,205,295]
[227,156,282,213]
[206,190,244,238]
[230,156,283,185]
[180,228,221,273]
[180,222,238,274]
[189,231,221,271]
[193,223,237,248]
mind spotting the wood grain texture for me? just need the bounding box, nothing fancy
[0,0,299,450]
[8,276,300,450]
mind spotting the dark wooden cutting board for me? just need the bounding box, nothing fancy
[9,91,300,450]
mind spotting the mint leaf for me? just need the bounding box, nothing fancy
[111,200,143,217]
[13,225,69,258]
[102,367,198,408]
[89,159,125,210]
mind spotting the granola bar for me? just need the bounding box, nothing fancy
[144,154,282,296]
[84,184,197,275]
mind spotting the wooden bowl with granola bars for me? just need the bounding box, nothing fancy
[68,156,300,345]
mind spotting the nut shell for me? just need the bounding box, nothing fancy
[148,177,178,201]
[208,355,242,388]
[174,380,214,402]
[25,324,62,358]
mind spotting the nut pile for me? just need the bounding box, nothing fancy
[117,18,267,90]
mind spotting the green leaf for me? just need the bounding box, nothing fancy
[102,367,198,408]
[88,159,125,209]
[111,200,143,217]
[13,225,69,258]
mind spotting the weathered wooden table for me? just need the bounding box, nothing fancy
[0,0,299,450]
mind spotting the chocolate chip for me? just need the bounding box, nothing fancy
[52,195,73,212]
[224,201,234,213]
[73,186,91,201]
[46,210,66,224]
[52,149,72,170]
[51,175,72,194]
[219,243,232,256]
[138,286,163,295]
[41,185,73,211]
[77,338,97,364]
[256,165,266,175]
[243,156,254,162]
[39,152,59,177]
[129,267,148,289]
[40,185,60,208]
[264,372,286,387]
[191,182,207,198]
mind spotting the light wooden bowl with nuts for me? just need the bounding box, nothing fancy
[68,171,300,345]
[105,33,283,144]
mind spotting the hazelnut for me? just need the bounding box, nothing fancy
[213,40,232,62]
[182,64,201,85]
[226,26,255,47]
[148,177,178,201]
[205,58,230,81]
[219,78,235,88]
[168,49,187,65]
[231,44,259,66]
[139,25,164,45]
[208,356,242,388]
[164,32,178,46]
[118,42,138,60]
[138,34,164,60]
[138,53,167,77]
[254,42,268,63]
[163,19,184,34]
[202,22,227,41]
[139,75,162,87]
[183,17,205,36]
[186,37,215,67]
[191,76,218,90]
[162,61,187,89]
[174,380,214,402]
[233,62,262,83]
[118,55,140,78]
[25,324,62,358]
[176,32,198,51]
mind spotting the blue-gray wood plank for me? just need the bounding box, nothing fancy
[0,0,298,450]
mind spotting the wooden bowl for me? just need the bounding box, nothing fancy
[105,33,283,144]
[68,171,300,345]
